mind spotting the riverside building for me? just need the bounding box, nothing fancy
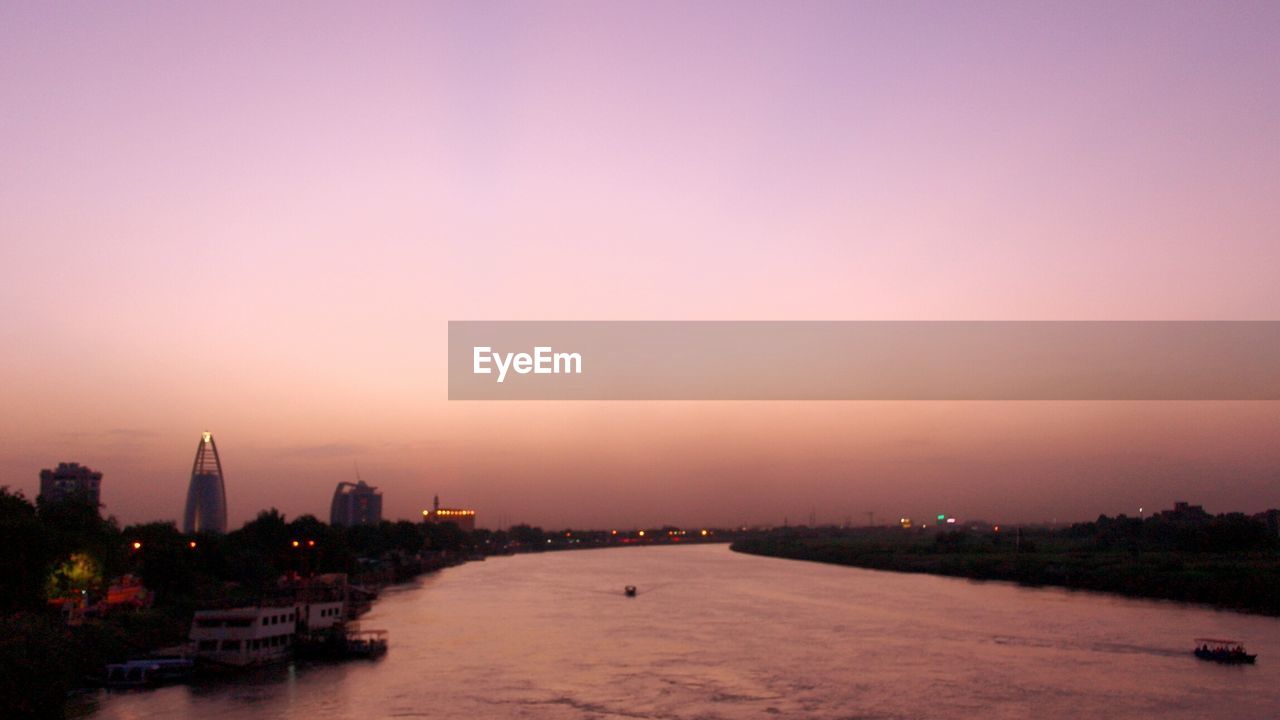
[422,494,477,532]
[330,480,382,527]
[39,462,103,506]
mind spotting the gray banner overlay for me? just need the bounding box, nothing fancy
[448,321,1280,400]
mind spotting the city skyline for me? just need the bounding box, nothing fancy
[11,419,1279,531]
[2,2,1279,529]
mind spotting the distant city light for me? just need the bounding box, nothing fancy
[131,541,142,550]
[189,541,197,548]
[937,514,946,521]
[291,540,300,547]
[946,518,957,524]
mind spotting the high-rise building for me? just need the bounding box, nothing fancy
[330,480,382,527]
[39,462,103,506]
[183,431,228,534]
[422,494,476,532]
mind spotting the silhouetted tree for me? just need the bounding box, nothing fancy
[0,488,51,613]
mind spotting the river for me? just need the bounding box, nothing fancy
[79,543,1280,719]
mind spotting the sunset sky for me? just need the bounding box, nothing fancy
[2,2,1278,529]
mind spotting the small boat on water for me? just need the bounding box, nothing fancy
[104,658,194,687]
[1193,638,1256,665]
[624,585,637,597]
[345,629,389,658]
[295,625,389,660]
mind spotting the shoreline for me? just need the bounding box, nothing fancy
[83,540,732,685]
[730,535,1280,618]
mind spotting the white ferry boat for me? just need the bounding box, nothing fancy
[189,606,298,667]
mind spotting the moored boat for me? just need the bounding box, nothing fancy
[104,658,194,687]
[189,606,297,668]
[295,625,388,660]
[345,629,388,658]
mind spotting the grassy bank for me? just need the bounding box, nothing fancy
[731,527,1280,616]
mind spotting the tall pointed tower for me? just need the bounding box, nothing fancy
[183,431,228,534]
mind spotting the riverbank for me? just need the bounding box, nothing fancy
[731,529,1280,616]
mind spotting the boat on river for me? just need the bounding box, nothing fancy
[189,605,297,667]
[345,629,388,658]
[295,625,388,660]
[1193,638,1256,664]
[104,658,194,687]
[624,585,637,597]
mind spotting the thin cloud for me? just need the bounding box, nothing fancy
[278,442,369,458]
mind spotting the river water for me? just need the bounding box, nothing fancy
[81,544,1280,719]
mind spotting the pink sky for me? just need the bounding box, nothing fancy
[2,2,1278,529]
